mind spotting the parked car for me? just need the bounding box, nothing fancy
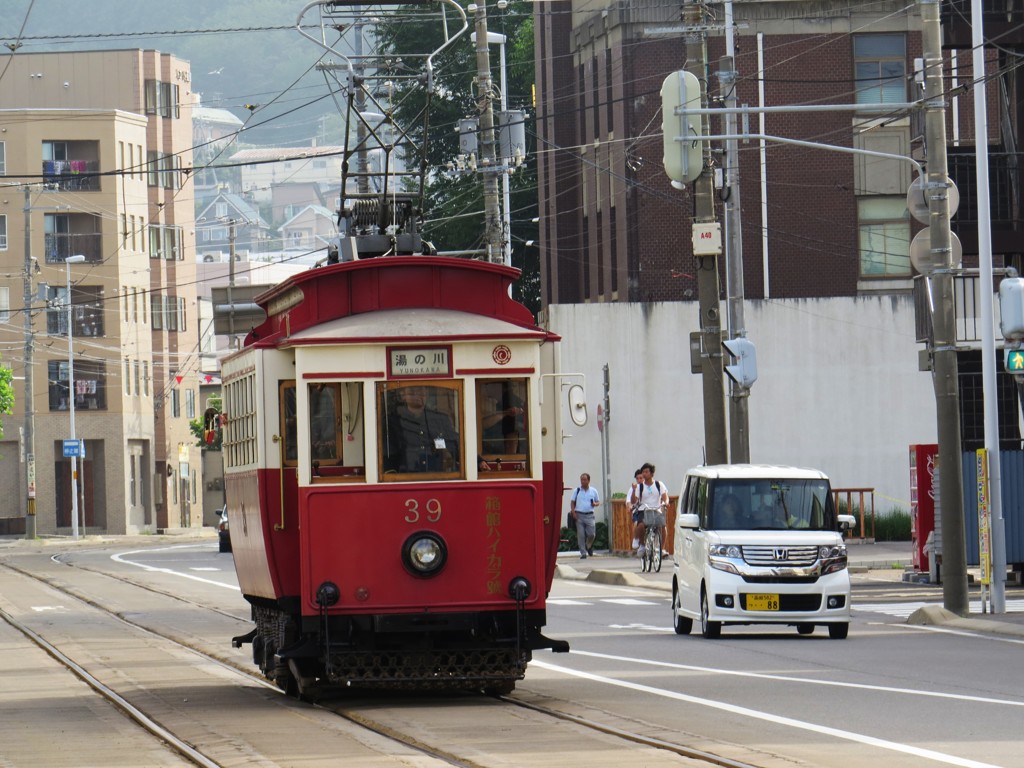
[217,506,232,553]
[672,464,855,639]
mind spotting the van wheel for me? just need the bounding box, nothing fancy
[828,623,849,639]
[797,623,815,635]
[700,587,721,639]
[672,586,692,635]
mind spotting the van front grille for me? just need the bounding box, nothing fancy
[742,545,819,568]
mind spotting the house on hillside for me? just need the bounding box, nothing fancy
[280,205,338,252]
[196,192,271,257]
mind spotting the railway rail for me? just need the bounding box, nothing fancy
[0,544,748,768]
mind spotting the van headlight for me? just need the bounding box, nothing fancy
[708,544,742,573]
[819,544,848,575]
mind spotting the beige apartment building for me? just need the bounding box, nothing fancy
[0,49,201,535]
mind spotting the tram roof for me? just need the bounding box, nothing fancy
[281,307,552,346]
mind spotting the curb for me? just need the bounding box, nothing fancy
[556,564,672,591]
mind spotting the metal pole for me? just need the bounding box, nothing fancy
[499,37,512,267]
[922,0,969,615]
[720,47,750,463]
[685,0,727,464]
[228,220,236,348]
[970,0,1005,613]
[66,255,86,540]
[22,186,37,539]
[472,2,504,264]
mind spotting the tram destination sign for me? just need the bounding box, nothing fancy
[388,346,452,378]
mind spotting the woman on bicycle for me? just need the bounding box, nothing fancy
[633,462,668,556]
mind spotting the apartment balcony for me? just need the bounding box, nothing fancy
[43,231,103,264]
[41,159,101,191]
[947,149,1023,256]
[942,0,1024,48]
[914,272,1007,347]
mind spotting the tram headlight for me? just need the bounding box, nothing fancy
[402,532,448,577]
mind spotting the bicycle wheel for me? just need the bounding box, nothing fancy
[643,527,657,573]
[651,528,663,573]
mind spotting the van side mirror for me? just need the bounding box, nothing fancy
[837,514,856,532]
[678,512,700,529]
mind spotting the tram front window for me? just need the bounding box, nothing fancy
[477,378,528,474]
[379,382,462,478]
[302,382,365,481]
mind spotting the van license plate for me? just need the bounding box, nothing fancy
[746,594,780,611]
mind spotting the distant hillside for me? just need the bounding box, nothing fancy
[3,0,331,145]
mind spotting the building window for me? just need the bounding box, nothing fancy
[151,294,163,330]
[0,141,5,175]
[143,361,150,396]
[854,35,906,106]
[0,214,6,249]
[858,196,911,277]
[48,359,107,411]
[125,358,131,395]
[47,286,105,337]
[171,388,180,418]
[186,388,196,419]
[0,286,8,322]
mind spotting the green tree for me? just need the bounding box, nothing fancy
[0,363,12,439]
[374,3,540,314]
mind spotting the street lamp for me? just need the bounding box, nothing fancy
[65,254,85,539]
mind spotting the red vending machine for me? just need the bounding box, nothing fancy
[909,444,939,572]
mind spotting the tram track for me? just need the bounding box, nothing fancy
[1,550,742,767]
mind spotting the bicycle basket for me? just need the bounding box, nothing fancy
[643,509,666,528]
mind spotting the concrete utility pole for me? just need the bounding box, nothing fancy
[472,2,505,264]
[922,0,969,615]
[22,186,37,539]
[719,51,750,463]
[685,0,727,464]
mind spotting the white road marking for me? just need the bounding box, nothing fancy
[31,605,68,612]
[111,546,240,591]
[603,598,660,606]
[532,657,1009,768]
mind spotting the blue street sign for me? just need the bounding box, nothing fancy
[62,439,84,458]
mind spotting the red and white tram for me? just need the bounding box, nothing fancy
[221,256,571,695]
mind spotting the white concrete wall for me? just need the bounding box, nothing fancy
[548,295,936,522]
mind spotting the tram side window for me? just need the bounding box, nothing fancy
[280,382,297,464]
[307,382,365,481]
[378,381,462,480]
[477,378,528,473]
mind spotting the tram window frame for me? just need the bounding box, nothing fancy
[477,378,530,477]
[306,381,366,483]
[280,381,297,466]
[377,380,463,482]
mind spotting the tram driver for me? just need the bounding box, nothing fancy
[383,385,461,473]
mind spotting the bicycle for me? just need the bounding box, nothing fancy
[640,507,666,573]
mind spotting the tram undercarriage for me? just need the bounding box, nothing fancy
[234,600,568,697]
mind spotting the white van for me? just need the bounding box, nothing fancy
[672,464,855,639]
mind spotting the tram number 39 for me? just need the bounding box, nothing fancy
[405,498,442,523]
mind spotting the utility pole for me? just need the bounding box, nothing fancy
[472,2,505,264]
[227,219,237,348]
[22,185,37,539]
[719,50,750,463]
[685,0,727,464]
[922,0,969,615]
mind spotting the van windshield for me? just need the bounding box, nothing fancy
[709,479,835,531]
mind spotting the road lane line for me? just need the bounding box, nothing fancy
[110,547,240,591]
[531,659,1005,768]
[564,649,1024,708]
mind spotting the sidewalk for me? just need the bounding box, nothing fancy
[555,540,1024,639]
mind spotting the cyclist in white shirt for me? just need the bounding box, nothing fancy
[633,462,668,556]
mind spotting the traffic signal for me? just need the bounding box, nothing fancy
[722,337,757,388]
[1005,348,1024,374]
[661,70,705,185]
[999,277,1024,340]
